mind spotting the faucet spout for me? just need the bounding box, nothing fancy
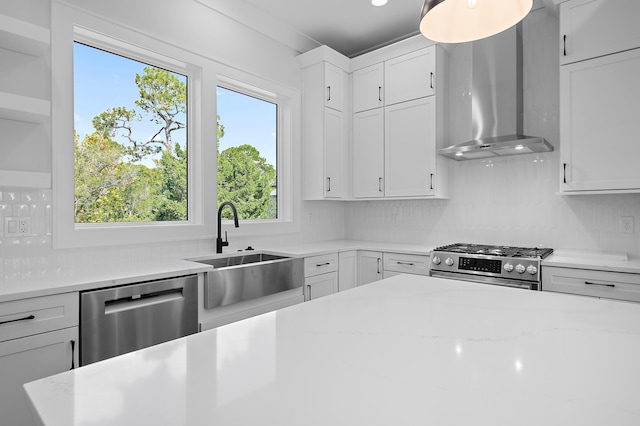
[217,201,240,253]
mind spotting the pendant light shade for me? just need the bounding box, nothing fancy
[420,0,533,43]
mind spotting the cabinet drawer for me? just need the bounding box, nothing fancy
[0,293,79,343]
[304,253,339,277]
[542,267,640,302]
[383,252,430,276]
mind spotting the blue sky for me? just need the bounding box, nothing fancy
[74,42,277,168]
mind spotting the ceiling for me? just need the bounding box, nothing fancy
[220,0,424,58]
[200,0,553,59]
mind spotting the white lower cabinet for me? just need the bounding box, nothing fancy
[0,293,79,425]
[338,251,358,292]
[358,251,383,286]
[305,273,338,301]
[383,253,430,276]
[304,253,339,301]
[542,266,640,303]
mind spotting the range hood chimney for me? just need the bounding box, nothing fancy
[439,24,553,160]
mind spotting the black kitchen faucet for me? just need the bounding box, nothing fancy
[216,201,239,253]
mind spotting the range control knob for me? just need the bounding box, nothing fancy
[445,257,454,266]
[432,256,441,265]
[504,263,514,273]
[526,265,538,275]
[515,264,526,274]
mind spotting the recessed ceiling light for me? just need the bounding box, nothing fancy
[371,0,388,6]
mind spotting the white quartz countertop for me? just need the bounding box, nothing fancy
[256,239,434,257]
[0,240,432,302]
[543,249,640,273]
[25,274,640,426]
[0,259,212,303]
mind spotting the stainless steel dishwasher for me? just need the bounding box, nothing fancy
[80,274,198,366]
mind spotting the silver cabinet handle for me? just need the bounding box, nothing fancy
[0,314,35,326]
[378,86,382,102]
[430,72,434,89]
[563,163,567,184]
[585,281,615,288]
[306,284,312,301]
[563,35,567,56]
[327,86,331,102]
[316,262,331,267]
[326,177,331,192]
[396,261,414,266]
[378,177,383,192]
[377,258,381,274]
[430,173,434,190]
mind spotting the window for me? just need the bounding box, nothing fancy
[73,42,189,224]
[216,85,278,221]
[52,4,298,248]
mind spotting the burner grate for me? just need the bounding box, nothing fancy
[435,243,553,259]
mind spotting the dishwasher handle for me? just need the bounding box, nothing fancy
[104,288,184,315]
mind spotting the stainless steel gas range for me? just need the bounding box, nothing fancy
[429,243,554,290]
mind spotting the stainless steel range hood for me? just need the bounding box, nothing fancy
[439,24,553,161]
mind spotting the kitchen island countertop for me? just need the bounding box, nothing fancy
[24,274,640,426]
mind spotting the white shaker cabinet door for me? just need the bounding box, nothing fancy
[353,63,384,113]
[357,251,383,286]
[560,48,640,192]
[384,46,436,106]
[353,108,385,198]
[324,108,345,198]
[384,97,437,198]
[324,62,344,112]
[305,272,338,301]
[0,327,78,426]
[560,0,640,65]
[338,250,358,292]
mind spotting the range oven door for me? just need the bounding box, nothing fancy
[429,270,539,290]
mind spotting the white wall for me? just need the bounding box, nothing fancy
[344,8,640,259]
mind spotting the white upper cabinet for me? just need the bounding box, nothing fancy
[299,53,350,200]
[385,97,437,197]
[324,62,344,112]
[560,48,640,192]
[384,47,436,105]
[353,108,384,198]
[352,44,448,199]
[352,63,384,113]
[560,0,640,65]
[558,0,640,193]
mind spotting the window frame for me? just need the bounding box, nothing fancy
[214,71,299,239]
[52,4,213,248]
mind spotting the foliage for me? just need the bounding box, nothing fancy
[217,144,276,220]
[75,63,276,224]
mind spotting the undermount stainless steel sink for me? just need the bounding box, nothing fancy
[191,253,304,309]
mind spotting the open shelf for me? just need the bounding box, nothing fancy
[0,170,51,189]
[0,13,50,56]
[0,92,50,123]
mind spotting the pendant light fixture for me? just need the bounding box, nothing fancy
[420,0,533,43]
